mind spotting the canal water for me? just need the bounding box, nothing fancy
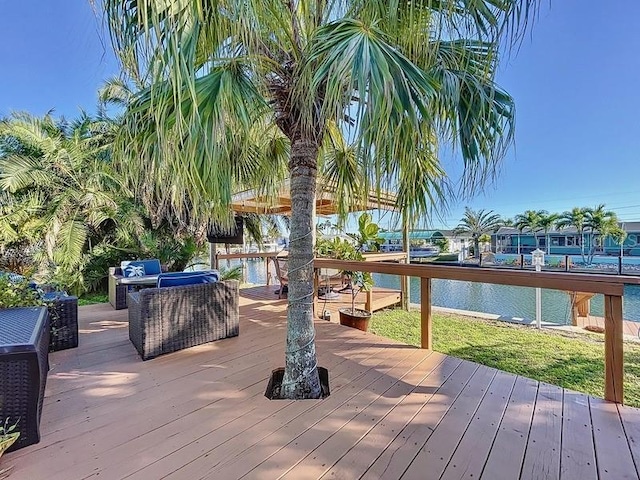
[226,259,640,325]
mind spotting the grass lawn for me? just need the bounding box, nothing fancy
[370,309,640,407]
[78,292,108,306]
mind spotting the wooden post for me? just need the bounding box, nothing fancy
[604,294,624,403]
[569,292,579,326]
[266,257,271,285]
[209,243,217,269]
[401,214,410,311]
[365,289,373,313]
[420,277,432,350]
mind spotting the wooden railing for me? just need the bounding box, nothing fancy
[213,250,409,287]
[213,251,285,285]
[314,258,640,404]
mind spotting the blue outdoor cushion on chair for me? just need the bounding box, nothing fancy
[121,259,162,277]
[156,270,220,288]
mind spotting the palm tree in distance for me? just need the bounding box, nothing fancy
[454,208,502,258]
[537,211,560,254]
[499,216,517,254]
[104,1,540,399]
[557,207,589,262]
[584,204,620,263]
[514,210,543,253]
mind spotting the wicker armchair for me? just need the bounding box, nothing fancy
[108,267,129,310]
[109,259,163,310]
[127,280,239,360]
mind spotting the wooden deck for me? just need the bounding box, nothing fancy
[578,315,640,338]
[5,286,640,479]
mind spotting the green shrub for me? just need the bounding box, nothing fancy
[0,276,42,309]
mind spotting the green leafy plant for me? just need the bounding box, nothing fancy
[315,215,376,314]
[0,276,41,309]
[346,213,383,252]
[219,265,243,281]
[0,417,20,478]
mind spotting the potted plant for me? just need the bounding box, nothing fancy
[0,418,20,479]
[338,269,374,331]
[315,213,380,332]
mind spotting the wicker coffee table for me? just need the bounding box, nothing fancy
[0,307,49,452]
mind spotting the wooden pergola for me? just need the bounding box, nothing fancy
[230,180,398,216]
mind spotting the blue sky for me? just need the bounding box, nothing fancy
[1,1,639,230]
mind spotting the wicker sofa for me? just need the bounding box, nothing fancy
[127,280,239,360]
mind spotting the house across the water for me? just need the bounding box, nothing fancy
[492,222,640,256]
[379,229,472,254]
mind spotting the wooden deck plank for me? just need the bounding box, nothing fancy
[520,383,563,480]
[560,390,598,480]
[480,376,538,480]
[400,365,496,479]
[274,353,450,480]
[108,338,425,480]
[31,333,288,453]
[317,356,463,480]
[618,403,640,476]
[439,370,517,480]
[590,397,638,479]
[38,329,396,480]
[4,286,640,480]
[358,361,480,480]
[184,348,433,480]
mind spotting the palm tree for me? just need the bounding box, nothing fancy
[557,207,589,262]
[514,210,543,252]
[499,216,517,253]
[537,212,559,254]
[104,1,539,399]
[0,112,143,292]
[585,204,619,263]
[454,208,502,258]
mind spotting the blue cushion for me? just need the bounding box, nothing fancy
[121,259,162,277]
[156,270,220,288]
[41,291,69,301]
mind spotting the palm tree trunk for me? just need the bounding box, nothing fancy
[546,232,550,254]
[280,137,322,399]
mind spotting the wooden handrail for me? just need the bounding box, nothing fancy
[215,251,286,260]
[314,258,639,295]
[313,257,638,404]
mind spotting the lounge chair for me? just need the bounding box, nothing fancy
[271,256,289,299]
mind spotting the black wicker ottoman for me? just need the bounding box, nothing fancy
[0,307,49,452]
[44,295,79,352]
